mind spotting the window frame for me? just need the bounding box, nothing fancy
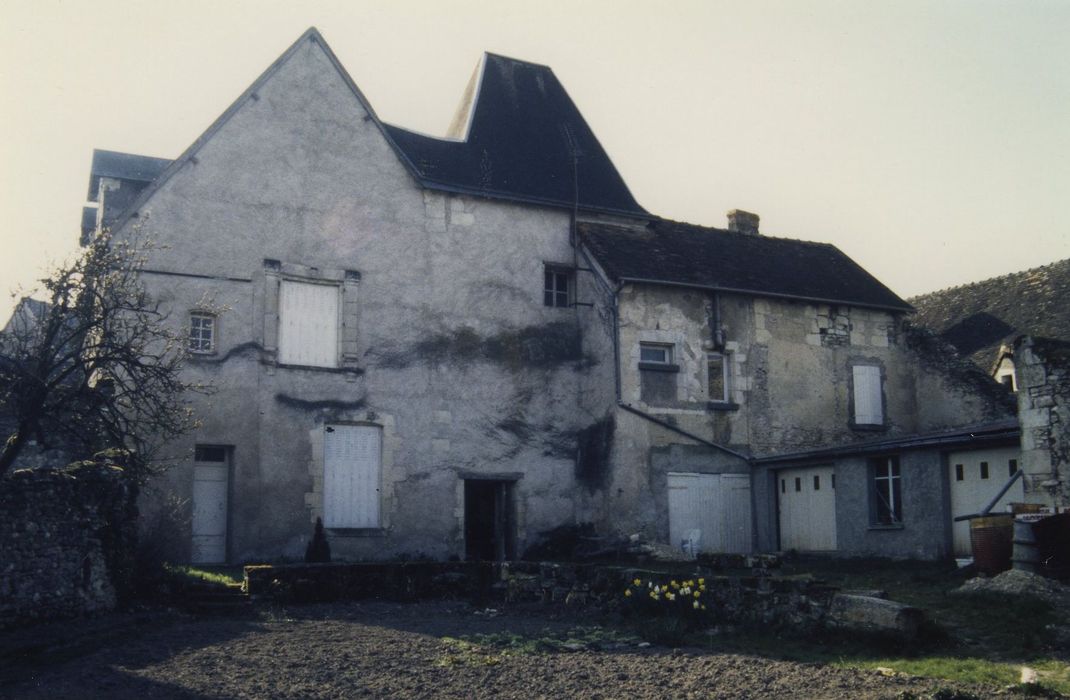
[706,351,731,403]
[188,312,216,355]
[543,265,573,309]
[639,342,674,366]
[870,455,903,527]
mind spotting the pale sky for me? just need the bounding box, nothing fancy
[1,0,1067,322]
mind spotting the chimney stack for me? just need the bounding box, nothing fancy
[727,209,760,235]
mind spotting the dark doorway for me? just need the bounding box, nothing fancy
[464,479,515,561]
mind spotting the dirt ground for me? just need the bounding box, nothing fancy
[3,601,1001,699]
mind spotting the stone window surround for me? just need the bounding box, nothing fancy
[543,262,574,309]
[262,258,361,372]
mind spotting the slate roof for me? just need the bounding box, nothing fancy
[580,220,913,312]
[754,418,1020,464]
[87,149,172,202]
[910,259,1070,368]
[384,53,646,217]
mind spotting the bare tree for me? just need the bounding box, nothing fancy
[0,230,205,479]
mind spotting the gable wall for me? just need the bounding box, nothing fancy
[120,37,616,562]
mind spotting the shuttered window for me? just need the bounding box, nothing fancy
[323,424,381,528]
[852,364,883,425]
[278,280,339,368]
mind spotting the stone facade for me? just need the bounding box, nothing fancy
[89,29,1018,565]
[0,460,138,629]
[1015,336,1070,508]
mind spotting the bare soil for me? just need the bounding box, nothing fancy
[3,601,1001,699]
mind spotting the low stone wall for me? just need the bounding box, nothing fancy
[245,560,841,633]
[0,460,138,629]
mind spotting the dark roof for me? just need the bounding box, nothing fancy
[755,418,1020,464]
[910,259,1070,368]
[580,220,912,311]
[384,53,646,217]
[87,149,172,202]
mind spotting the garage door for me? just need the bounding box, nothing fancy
[778,466,836,552]
[948,447,1023,556]
[667,472,752,554]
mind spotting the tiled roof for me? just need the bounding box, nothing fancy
[384,53,646,217]
[910,259,1070,368]
[580,220,912,311]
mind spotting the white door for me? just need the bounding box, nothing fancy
[191,451,228,564]
[324,424,382,529]
[778,466,837,552]
[668,472,752,554]
[948,447,1023,556]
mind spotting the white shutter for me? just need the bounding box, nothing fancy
[323,425,381,528]
[278,280,339,367]
[852,365,883,424]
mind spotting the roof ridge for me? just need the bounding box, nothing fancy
[909,257,1070,301]
[652,216,837,248]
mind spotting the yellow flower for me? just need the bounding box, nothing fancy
[633,578,642,587]
[670,580,679,589]
[698,578,705,585]
[666,592,676,601]
[701,604,706,610]
[693,591,701,598]
[700,585,706,592]
[624,589,632,597]
[693,600,700,609]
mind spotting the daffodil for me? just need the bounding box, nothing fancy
[698,578,705,585]
[693,600,700,609]
[693,591,701,598]
[701,604,706,610]
[624,589,632,597]
[666,592,676,601]
[633,578,642,587]
[670,580,679,588]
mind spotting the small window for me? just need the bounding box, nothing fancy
[813,475,821,491]
[794,477,801,492]
[955,464,964,481]
[1009,459,1018,478]
[640,343,673,365]
[707,353,729,402]
[980,462,989,479]
[188,313,215,354]
[194,445,227,462]
[543,266,572,308]
[872,456,902,525]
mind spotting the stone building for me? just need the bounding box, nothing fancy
[82,28,1018,564]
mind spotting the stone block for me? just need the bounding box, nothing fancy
[826,594,923,639]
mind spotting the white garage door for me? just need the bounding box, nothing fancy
[948,447,1023,556]
[668,472,752,554]
[778,466,837,552]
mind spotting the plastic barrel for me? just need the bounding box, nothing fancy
[1012,517,1040,573]
[970,514,1014,575]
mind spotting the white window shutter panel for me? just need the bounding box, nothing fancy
[323,425,381,528]
[278,281,339,367]
[853,365,883,424]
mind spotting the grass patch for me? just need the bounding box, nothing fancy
[164,564,244,586]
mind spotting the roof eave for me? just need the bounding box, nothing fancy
[616,276,914,313]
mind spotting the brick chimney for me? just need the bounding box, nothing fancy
[727,209,760,235]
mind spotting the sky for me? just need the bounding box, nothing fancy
[1,0,1067,322]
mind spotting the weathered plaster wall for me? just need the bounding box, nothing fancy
[121,37,616,562]
[1015,336,1070,507]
